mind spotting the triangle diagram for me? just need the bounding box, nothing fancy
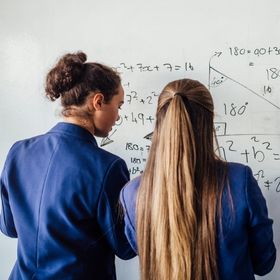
[100,129,117,147]
[209,66,280,136]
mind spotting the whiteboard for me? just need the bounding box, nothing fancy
[0,0,279,279]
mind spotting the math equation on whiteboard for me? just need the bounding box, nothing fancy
[100,51,280,193]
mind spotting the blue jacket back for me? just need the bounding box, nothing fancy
[120,162,276,280]
[0,122,135,280]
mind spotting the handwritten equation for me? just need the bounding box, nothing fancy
[113,62,195,73]
[228,46,280,57]
[100,52,280,193]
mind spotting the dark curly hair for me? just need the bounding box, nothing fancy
[45,51,121,117]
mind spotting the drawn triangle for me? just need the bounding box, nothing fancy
[100,129,117,147]
[209,67,280,136]
[144,132,153,140]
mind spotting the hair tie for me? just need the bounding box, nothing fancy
[174,92,182,97]
[174,92,192,110]
[174,92,189,102]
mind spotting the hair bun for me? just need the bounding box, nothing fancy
[62,51,87,65]
[45,51,87,101]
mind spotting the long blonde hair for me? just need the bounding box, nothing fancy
[136,79,227,280]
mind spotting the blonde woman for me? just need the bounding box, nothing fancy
[120,79,276,280]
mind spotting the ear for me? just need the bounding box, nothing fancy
[91,93,104,111]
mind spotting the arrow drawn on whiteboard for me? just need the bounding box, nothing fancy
[100,129,117,147]
[208,51,223,88]
[144,132,153,140]
[214,51,222,57]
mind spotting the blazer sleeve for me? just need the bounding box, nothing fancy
[96,158,136,260]
[120,186,138,253]
[0,164,17,238]
[245,166,276,276]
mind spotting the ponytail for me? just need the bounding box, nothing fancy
[137,95,197,280]
[137,79,227,280]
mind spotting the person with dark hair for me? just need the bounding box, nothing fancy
[120,78,276,280]
[0,52,135,279]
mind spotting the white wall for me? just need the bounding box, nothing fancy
[0,0,279,279]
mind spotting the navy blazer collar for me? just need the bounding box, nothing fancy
[48,122,98,146]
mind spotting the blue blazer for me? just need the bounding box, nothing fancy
[120,162,276,280]
[0,122,135,280]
